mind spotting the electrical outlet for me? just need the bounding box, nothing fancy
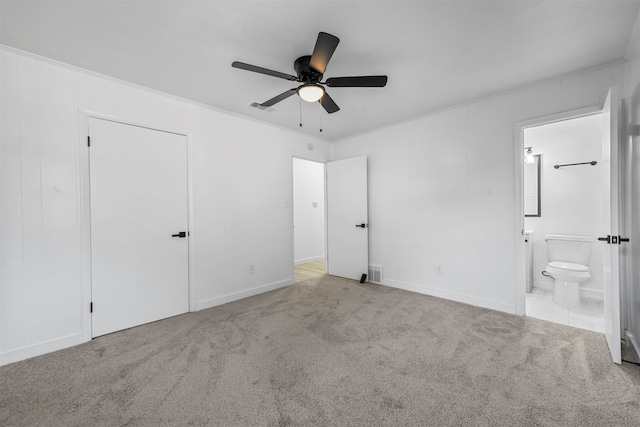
[249,264,255,274]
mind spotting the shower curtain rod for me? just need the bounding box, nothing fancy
[553,161,597,169]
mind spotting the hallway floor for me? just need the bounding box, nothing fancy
[294,260,326,283]
[526,287,604,333]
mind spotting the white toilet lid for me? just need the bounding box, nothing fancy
[548,261,589,272]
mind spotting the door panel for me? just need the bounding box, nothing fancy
[326,156,368,280]
[89,118,189,337]
[602,88,621,364]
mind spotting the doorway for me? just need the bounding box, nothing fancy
[521,113,605,333]
[292,157,326,282]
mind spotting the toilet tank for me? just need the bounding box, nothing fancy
[545,234,593,265]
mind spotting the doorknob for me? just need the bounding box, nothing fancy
[355,224,367,228]
[172,231,187,238]
[597,235,611,244]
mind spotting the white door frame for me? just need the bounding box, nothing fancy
[290,154,328,281]
[513,104,602,316]
[77,109,196,342]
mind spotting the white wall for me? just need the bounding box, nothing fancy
[332,61,625,314]
[0,48,330,365]
[524,114,604,298]
[621,9,640,357]
[293,158,325,264]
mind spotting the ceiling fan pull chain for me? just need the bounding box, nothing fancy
[319,110,323,133]
[299,99,302,127]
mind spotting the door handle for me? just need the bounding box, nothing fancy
[355,224,367,228]
[172,231,187,238]
[619,236,630,243]
[597,235,610,244]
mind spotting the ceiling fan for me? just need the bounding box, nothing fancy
[232,32,388,114]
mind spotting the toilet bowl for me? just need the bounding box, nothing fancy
[545,261,590,306]
[544,234,592,306]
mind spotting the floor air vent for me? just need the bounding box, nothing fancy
[368,265,382,284]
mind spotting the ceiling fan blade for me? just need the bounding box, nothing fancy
[261,88,297,107]
[325,76,388,87]
[310,32,340,74]
[232,61,298,81]
[319,91,340,114]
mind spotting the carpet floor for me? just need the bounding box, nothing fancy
[1,275,640,426]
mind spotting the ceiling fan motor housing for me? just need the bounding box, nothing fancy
[294,55,323,84]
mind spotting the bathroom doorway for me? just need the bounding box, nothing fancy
[292,157,326,282]
[522,112,606,333]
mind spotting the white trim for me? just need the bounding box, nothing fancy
[514,122,526,315]
[582,288,604,300]
[195,279,293,311]
[532,282,604,300]
[382,278,517,315]
[294,256,325,265]
[0,45,327,143]
[514,105,603,316]
[0,334,82,367]
[533,280,554,291]
[78,109,196,342]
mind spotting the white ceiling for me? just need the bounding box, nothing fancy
[1,1,638,141]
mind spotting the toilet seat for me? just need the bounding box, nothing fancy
[548,261,589,272]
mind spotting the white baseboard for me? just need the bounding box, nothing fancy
[533,279,554,291]
[294,256,325,265]
[382,278,517,315]
[581,288,604,300]
[0,333,82,367]
[195,278,294,311]
[533,280,603,300]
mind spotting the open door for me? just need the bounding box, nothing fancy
[600,88,621,364]
[326,156,368,281]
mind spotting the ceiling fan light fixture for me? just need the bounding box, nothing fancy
[298,84,325,102]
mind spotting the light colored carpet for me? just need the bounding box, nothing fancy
[2,274,640,426]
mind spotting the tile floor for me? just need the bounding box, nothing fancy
[526,287,605,333]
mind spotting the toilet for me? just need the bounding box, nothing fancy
[544,234,593,306]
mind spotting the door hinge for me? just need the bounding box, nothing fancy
[87,136,91,147]
[90,302,93,313]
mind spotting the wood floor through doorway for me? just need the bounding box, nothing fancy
[294,260,325,283]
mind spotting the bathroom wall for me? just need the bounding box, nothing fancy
[293,158,325,264]
[524,114,605,298]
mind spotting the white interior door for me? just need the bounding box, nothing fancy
[89,118,189,337]
[601,88,621,364]
[326,156,368,280]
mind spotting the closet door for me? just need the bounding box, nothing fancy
[89,118,189,337]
